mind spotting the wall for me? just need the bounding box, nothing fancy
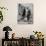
[0,0,46,46]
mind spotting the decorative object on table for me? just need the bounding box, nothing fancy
[30,35,35,39]
[12,33,15,39]
[0,7,8,23]
[3,26,12,39]
[18,3,33,24]
[33,31,44,39]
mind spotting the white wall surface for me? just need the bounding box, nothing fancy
[0,0,46,46]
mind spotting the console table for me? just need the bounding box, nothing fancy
[2,38,44,46]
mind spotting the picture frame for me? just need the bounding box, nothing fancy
[17,3,33,24]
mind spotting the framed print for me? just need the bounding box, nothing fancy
[17,3,33,24]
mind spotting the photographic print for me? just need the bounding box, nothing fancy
[17,3,33,24]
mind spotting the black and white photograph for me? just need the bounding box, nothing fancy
[18,3,33,24]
